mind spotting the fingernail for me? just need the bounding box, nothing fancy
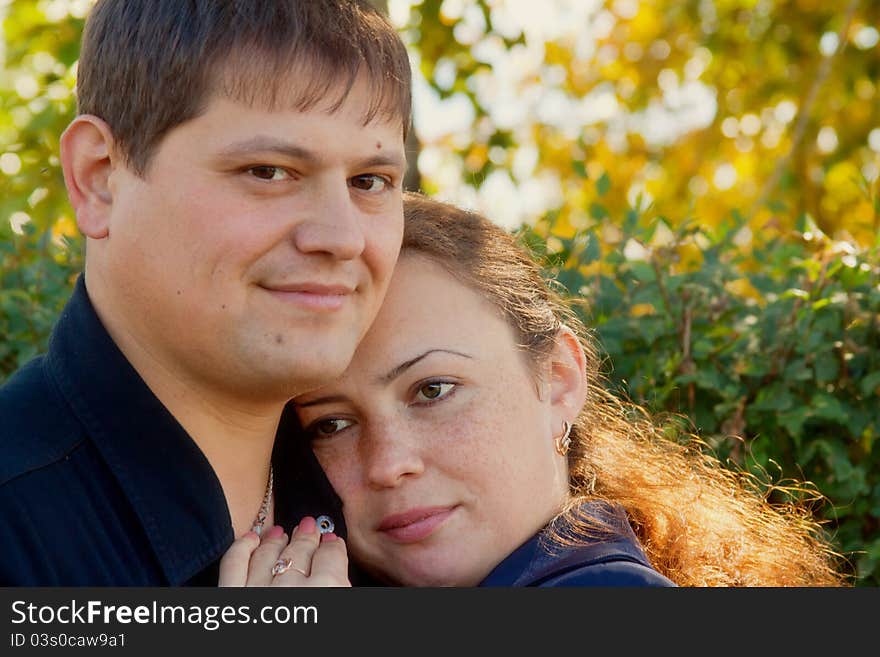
[321,532,338,542]
[298,516,317,534]
[266,524,284,539]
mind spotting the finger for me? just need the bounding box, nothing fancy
[271,516,320,585]
[307,533,351,587]
[246,525,289,586]
[218,532,260,587]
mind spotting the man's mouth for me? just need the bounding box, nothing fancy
[259,282,355,311]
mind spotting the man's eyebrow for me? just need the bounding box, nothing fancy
[294,349,473,408]
[216,137,406,171]
[353,153,407,172]
[217,137,320,163]
[295,394,350,409]
[377,349,473,385]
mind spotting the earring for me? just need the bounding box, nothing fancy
[555,420,572,456]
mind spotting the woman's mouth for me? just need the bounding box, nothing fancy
[377,506,457,543]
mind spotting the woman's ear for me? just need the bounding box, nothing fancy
[547,324,588,425]
[59,114,117,239]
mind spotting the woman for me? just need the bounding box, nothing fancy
[220,193,849,587]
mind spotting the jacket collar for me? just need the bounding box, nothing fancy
[479,501,652,587]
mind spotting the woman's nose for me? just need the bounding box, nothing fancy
[360,422,425,489]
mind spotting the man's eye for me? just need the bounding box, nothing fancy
[350,174,389,192]
[415,382,455,403]
[309,418,353,439]
[248,166,290,181]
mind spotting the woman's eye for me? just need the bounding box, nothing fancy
[309,418,353,438]
[350,174,389,192]
[248,166,290,181]
[415,382,455,403]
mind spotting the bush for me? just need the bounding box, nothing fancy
[0,221,81,377]
[521,194,880,585]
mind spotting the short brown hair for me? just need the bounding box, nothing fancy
[77,0,412,175]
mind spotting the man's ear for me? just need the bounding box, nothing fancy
[59,115,117,239]
[547,324,588,425]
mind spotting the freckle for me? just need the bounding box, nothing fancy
[176,290,181,295]
[376,141,382,149]
[221,304,226,310]
[275,335,284,344]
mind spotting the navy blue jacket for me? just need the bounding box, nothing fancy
[479,503,676,587]
[0,276,345,586]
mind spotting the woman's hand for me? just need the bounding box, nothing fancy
[218,516,351,587]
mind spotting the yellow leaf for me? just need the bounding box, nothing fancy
[823,161,862,201]
[579,262,606,278]
[630,303,656,317]
[464,144,487,173]
[628,5,662,42]
[52,214,78,239]
[675,242,704,273]
[550,213,577,240]
[725,278,764,305]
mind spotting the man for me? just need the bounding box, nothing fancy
[0,0,411,585]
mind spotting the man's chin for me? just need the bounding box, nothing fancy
[280,349,356,393]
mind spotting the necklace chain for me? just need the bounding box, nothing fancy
[251,465,274,536]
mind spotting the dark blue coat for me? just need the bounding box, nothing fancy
[479,503,676,587]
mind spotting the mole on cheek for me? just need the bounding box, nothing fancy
[275,335,284,344]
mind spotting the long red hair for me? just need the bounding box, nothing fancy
[401,191,850,586]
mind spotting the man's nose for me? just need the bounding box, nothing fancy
[361,421,425,489]
[290,181,366,260]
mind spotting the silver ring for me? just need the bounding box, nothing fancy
[272,558,307,577]
[271,558,292,576]
[316,515,335,534]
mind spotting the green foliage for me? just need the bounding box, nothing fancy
[521,194,880,586]
[1,0,82,377]
[0,220,81,375]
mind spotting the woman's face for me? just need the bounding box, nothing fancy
[293,254,573,586]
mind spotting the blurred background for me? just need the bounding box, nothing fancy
[1,0,878,584]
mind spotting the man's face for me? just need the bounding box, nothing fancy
[100,75,406,398]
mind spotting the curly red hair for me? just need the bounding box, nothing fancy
[402,191,850,586]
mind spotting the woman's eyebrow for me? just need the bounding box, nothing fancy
[377,349,473,385]
[296,349,474,408]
